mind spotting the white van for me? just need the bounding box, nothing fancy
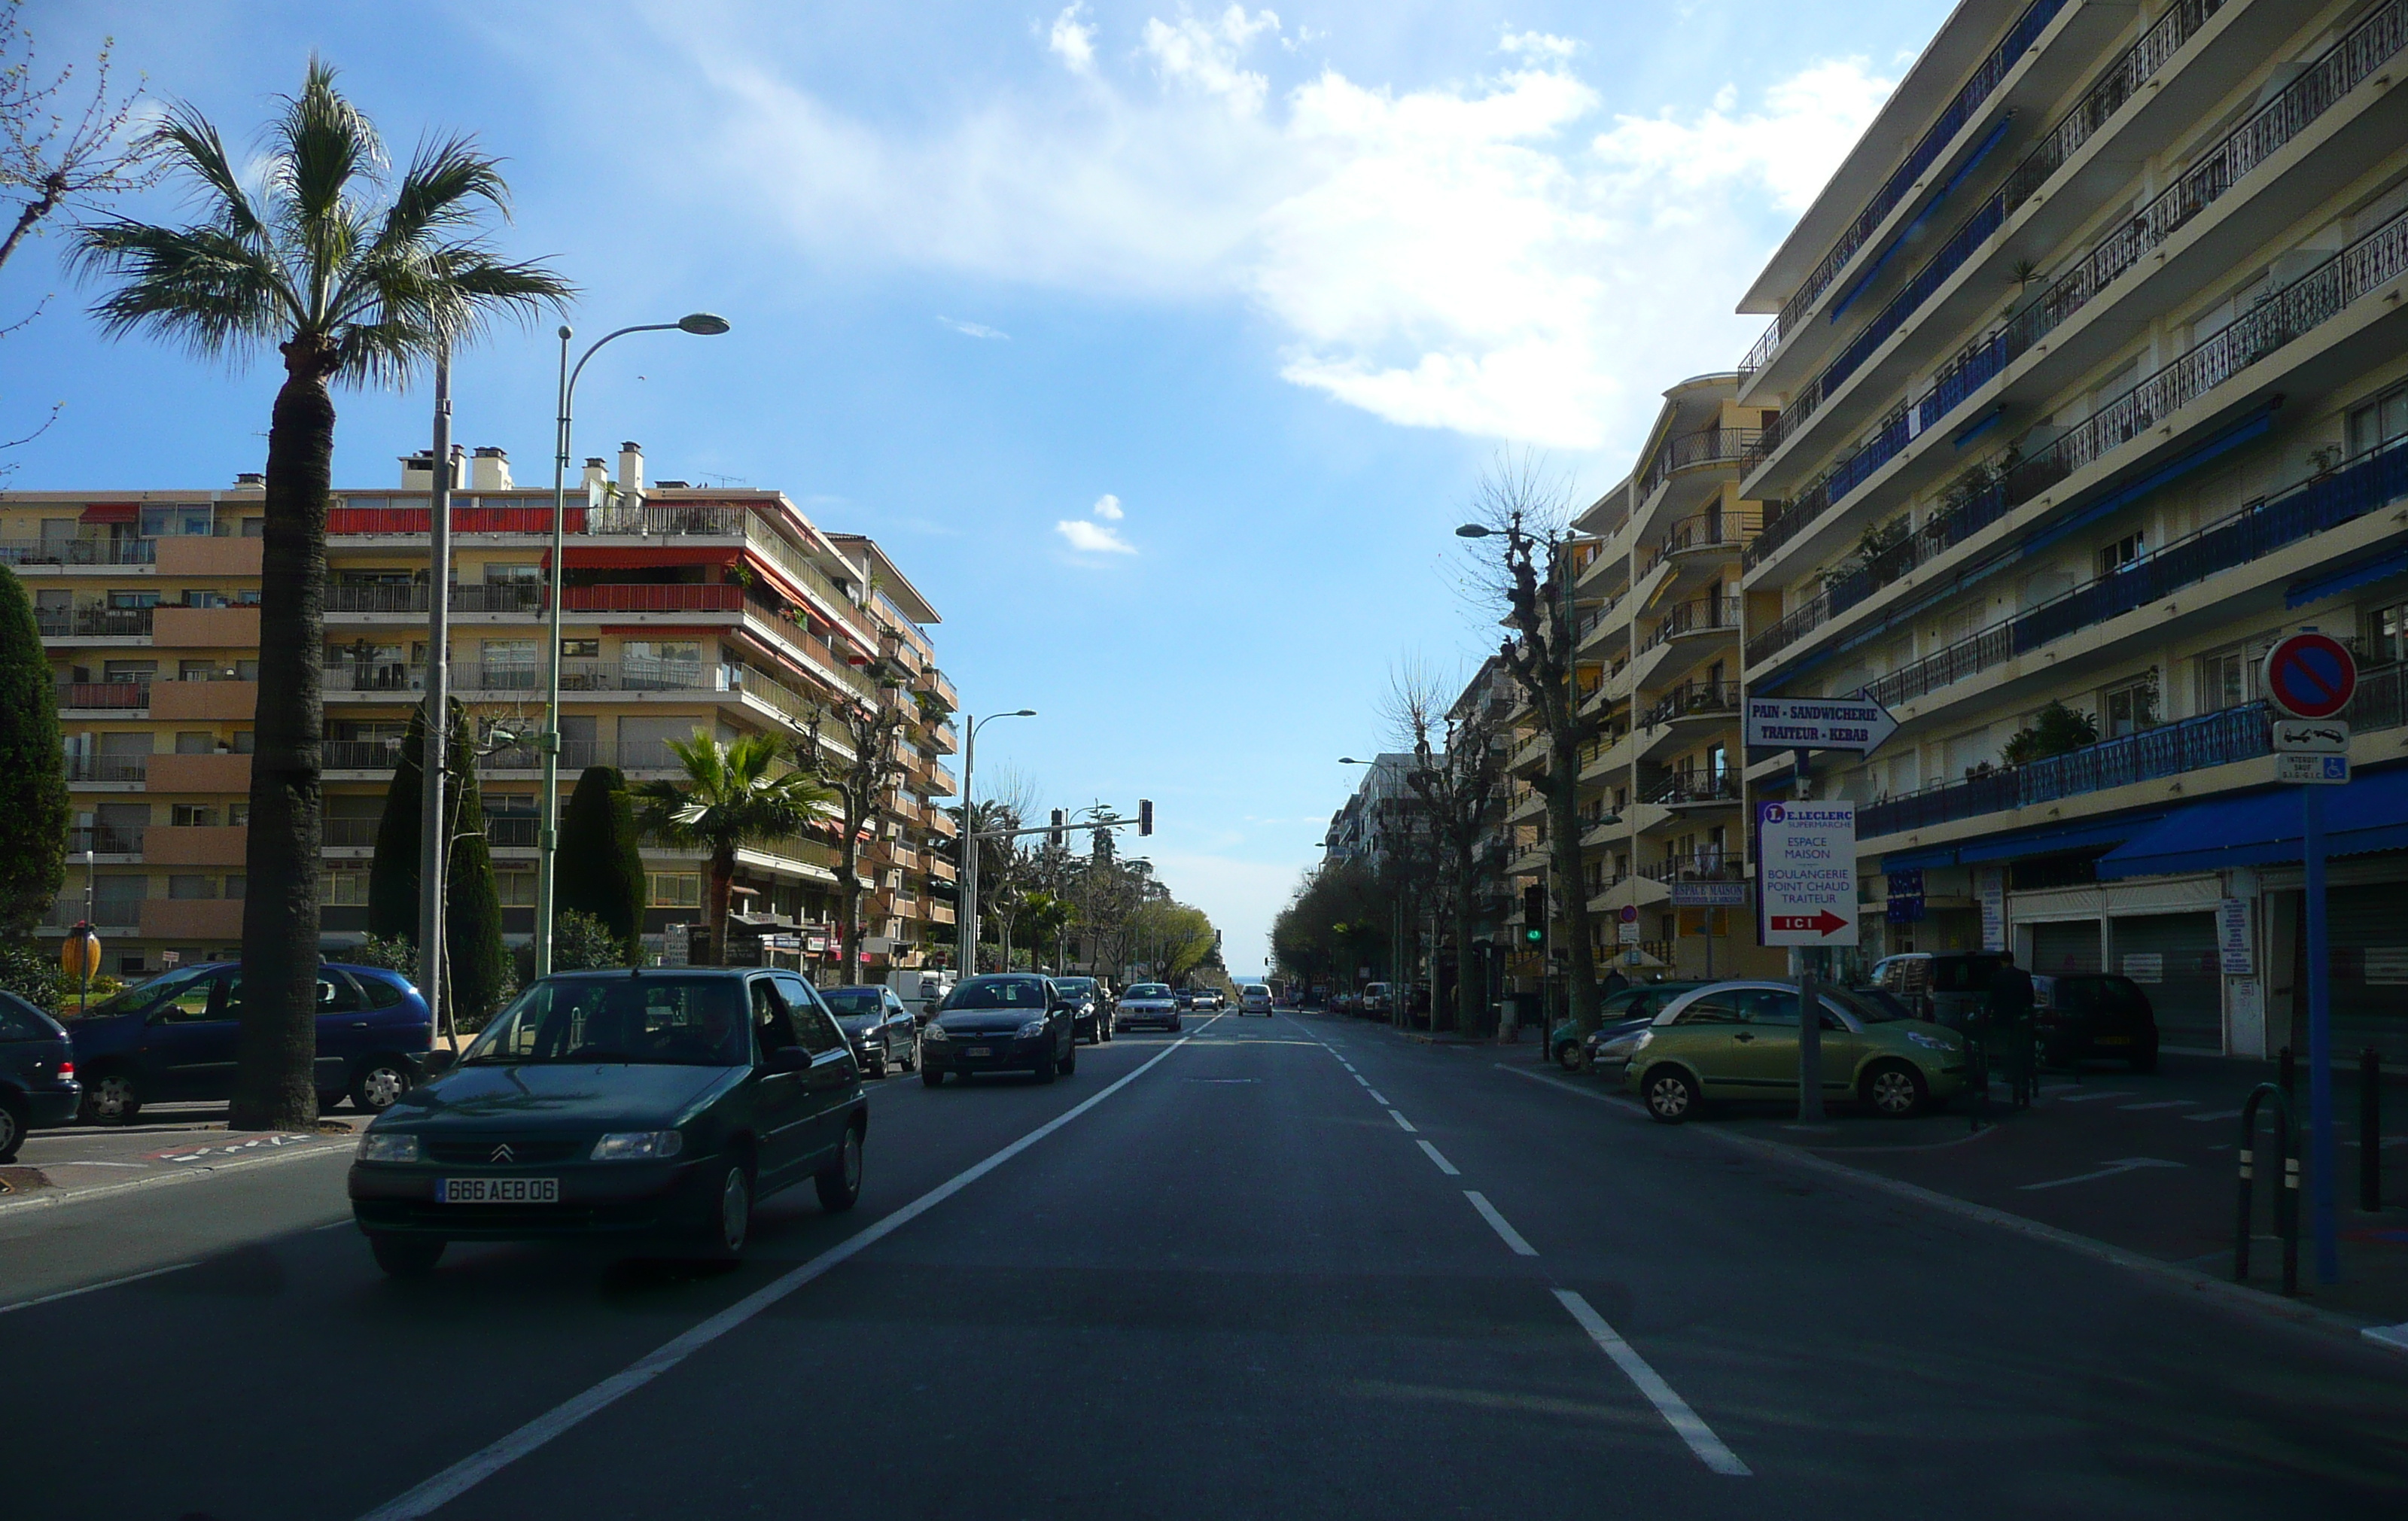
[1239,984,1274,1016]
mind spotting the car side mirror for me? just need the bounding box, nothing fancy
[426,1048,458,1075]
[769,1045,813,1072]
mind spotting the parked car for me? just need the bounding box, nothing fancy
[1239,984,1274,1015]
[1050,976,1111,1043]
[1173,987,1197,1011]
[1115,983,1181,1033]
[1624,981,1968,1123]
[0,993,79,1163]
[2035,973,2160,1071]
[1556,982,1705,1069]
[349,968,864,1276]
[1362,982,1393,1016]
[819,984,920,1076]
[66,961,431,1124]
[923,975,1077,1084]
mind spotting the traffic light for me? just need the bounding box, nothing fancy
[1138,799,1154,836]
[1049,808,1067,848]
[1521,884,1546,945]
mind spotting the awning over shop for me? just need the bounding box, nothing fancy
[1881,814,2162,874]
[2095,765,2408,878]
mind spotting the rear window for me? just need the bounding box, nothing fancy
[944,978,1049,1010]
[349,970,412,1008]
[1126,984,1171,999]
[0,993,56,1041]
[821,989,884,1015]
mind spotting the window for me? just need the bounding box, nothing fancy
[496,871,537,905]
[322,869,369,907]
[2096,532,2145,577]
[649,872,702,908]
[2198,646,2255,710]
[774,975,843,1054]
[108,589,161,610]
[750,978,799,1055]
[1674,993,1745,1024]
[169,805,218,827]
[2347,381,2408,456]
[228,802,249,826]
[561,638,599,659]
[2367,601,2408,668]
[179,659,218,680]
[230,732,255,754]
[484,562,541,584]
[224,875,244,899]
[2102,674,2160,738]
[140,504,212,538]
[240,516,265,537]
[167,875,217,900]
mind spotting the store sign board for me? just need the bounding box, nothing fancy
[1670,881,1746,906]
[2216,898,2254,975]
[1756,802,1857,947]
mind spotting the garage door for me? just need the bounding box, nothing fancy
[2323,884,2408,1065]
[2111,911,2221,1052]
[2030,920,2100,977]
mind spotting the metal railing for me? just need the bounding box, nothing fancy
[56,680,150,710]
[1643,510,1759,576]
[1640,429,1764,497]
[68,825,145,855]
[38,605,155,637]
[1641,680,1743,729]
[1638,854,1743,884]
[562,583,743,614]
[1643,596,1743,651]
[65,754,148,783]
[44,894,143,928]
[484,816,540,848]
[323,658,737,695]
[1645,771,1742,806]
[0,537,156,566]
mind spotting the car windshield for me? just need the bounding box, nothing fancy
[942,978,1048,1010]
[820,989,885,1015]
[78,966,213,1021]
[1054,978,1095,993]
[1125,984,1170,999]
[461,976,750,1066]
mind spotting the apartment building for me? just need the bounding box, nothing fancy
[10,442,958,979]
[1496,537,1607,993]
[1732,0,2408,1060]
[1572,375,1787,981]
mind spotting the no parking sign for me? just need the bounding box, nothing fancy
[2263,633,2356,719]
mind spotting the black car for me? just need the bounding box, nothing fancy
[348,969,866,1276]
[0,993,79,1163]
[920,975,1076,1085]
[820,985,920,1076]
[2038,973,2160,1071]
[1049,976,1111,1044]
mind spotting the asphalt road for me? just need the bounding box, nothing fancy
[5,1009,2406,1520]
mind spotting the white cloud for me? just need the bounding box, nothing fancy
[1056,518,1137,554]
[667,16,1892,455]
[1090,492,1123,519]
[1047,4,1097,75]
[938,315,1009,339]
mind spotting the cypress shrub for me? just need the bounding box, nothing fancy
[366,701,431,942]
[556,765,647,962]
[442,701,509,1026]
[0,568,68,932]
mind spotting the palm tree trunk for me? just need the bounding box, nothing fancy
[230,354,333,1130]
[707,846,735,965]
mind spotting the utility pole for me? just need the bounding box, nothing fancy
[417,352,452,1043]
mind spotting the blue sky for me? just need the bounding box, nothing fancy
[6,0,1950,972]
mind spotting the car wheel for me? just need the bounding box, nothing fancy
[1556,1041,1585,1072]
[814,1121,864,1213]
[922,1066,945,1088]
[1032,1047,1057,1084]
[352,1060,412,1113]
[698,1156,753,1261]
[367,1234,446,1279]
[80,1072,140,1126]
[1168,1018,1182,1033]
[1059,1038,1077,1077]
[1862,1061,1927,1118]
[0,1096,23,1164]
[899,1035,918,1072]
[1642,1066,1698,1124]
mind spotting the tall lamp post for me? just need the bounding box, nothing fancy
[1339,755,1408,1027]
[532,313,730,978]
[954,707,1036,974]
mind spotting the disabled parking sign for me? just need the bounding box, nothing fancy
[1757,802,1858,948]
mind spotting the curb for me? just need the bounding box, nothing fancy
[1489,1061,2406,1361]
[0,1139,352,1216]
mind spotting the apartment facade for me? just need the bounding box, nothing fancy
[11,443,958,980]
[1732,0,2408,1060]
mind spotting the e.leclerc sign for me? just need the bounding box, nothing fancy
[1757,801,1859,948]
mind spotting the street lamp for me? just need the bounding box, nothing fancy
[532,314,730,978]
[955,708,1037,974]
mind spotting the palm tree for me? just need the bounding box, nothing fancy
[638,732,836,966]
[70,63,572,1128]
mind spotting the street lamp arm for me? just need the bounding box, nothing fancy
[564,322,685,412]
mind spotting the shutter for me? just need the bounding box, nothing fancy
[2110,912,2220,1051]
[2031,920,2100,975]
[2322,884,2408,1064]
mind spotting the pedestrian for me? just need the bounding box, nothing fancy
[1601,966,1630,998]
[1986,950,2036,1109]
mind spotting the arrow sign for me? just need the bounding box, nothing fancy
[1768,909,1849,936]
[1744,695,1898,753]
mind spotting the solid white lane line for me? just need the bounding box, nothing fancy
[1387,1109,1417,1133]
[1416,1140,1460,1176]
[355,1030,1209,1521]
[0,1261,197,1316]
[1553,1290,1750,1477]
[1463,1191,1537,1256]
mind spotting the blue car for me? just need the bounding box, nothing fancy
[63,961,432,1124]
[0,992,80,1161]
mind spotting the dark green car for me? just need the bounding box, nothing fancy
[349,969,867,1276]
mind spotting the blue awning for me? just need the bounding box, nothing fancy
[2096,765,2408,878]
[2288,545,2408,610]
[1881,813,2163,874]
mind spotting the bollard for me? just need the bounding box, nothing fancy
[2365,1048,2384,1214]
[2236,1082,2300,1297]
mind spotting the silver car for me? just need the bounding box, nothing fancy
[1114,983,1181,1033]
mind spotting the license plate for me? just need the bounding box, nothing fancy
[964,1046,991,1057]
[437,1177,559,1204]
[2093,1035,2132,1045]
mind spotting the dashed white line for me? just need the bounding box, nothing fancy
[2054,1090,2136,1104]
[1463,1191,1537,1255]
[0,1261,196,1316]
[2182,1109,2246,1124]
[1365,1088,1390,1105]
[1415,1139,1460,1176]
[1554,1290,1750,1476]
[1387,1109,1417,1133]
[2118,1100,2196,1111]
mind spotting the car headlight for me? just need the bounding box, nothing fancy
[357,1131,420,1164]
[1907,1031,1958,1052]
[923,1024,950,1040]
[591,1130,684,1161]
[1018,1018,1050,1037]
[1630,1030,1654,1051]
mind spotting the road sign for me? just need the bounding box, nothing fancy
[1743,696,1897,753]
[1670,881,1746,906]
[1617,905,1638,923]
[2273,717,2349,753]
[2263,633,2357,719]
[2276,753,2349,784]
[1756,802,1858,947]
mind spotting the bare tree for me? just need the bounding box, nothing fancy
[1463,453,1602,1034]
[1,2,155,272]
[1386,663,1506,1034]
[790,692,912,981]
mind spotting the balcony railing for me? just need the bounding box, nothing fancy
[44,894,143,929]
[1641,681,1743,729]
[485,816,540,848]
[1746,0,2406,576]
[38,605,154,637]
[324,658,736,695]
[65,754,148,783]
[0,537,156,567]
[1640,429,1764,497]
[56,679,150,710]
[1737,0,2068,385]
[68,825,145,855]
[562,583,743,614]
[1637,854,1742,884]
[1645,771,1742,807]
[1643,596,1743,651]
[1642,510,1759,576]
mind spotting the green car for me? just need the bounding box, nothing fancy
[1622,979,1967,1122]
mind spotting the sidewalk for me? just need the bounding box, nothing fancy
[1,1104,358,1212]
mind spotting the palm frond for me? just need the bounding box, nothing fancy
[69,220,293,359]
[138,100,271,245]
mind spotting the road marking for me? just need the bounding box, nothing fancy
[2182,1109,2246,1124]
[1387,1109,1417,1133]
[2364,1322,2408,1357]
[1365,1088,1389,1104]
[2053,1090,2136,1103]
[2118,1100,2196,1111]
[1463,1191,1537,1255]
[0,1261,196,1316]
[1415,1140,1460,1176]
[1553,1290,1749,1476]
[354,1025,1211,1521]
[2018,1157,2184,1191]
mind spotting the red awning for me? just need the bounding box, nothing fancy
[79,503,139,525]
[544,546,736,571]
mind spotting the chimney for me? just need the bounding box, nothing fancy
[581,457,609,491]
[400,452,435,489]
[233,472,264,488]
[470,446,513,491]
[617,442,644,494]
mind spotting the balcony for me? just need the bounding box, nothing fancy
[44,893,143,929]
[66,754,148,783]
[1637,854,1743,885]
[151,678,257,722]
[1642,597,1743,653]
[562,583,743,614]
[39,605,153,638]
[56,679,149,710]
[324,658,738,695]
[0,537,155,567]
[1642,510,1759,578]
[1639,429,1764,499]
[1645,771,1741,808]
[68,824,145,856]
[485,816,540,848]
[1639,681,1742,730]
[326,583,542,615]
